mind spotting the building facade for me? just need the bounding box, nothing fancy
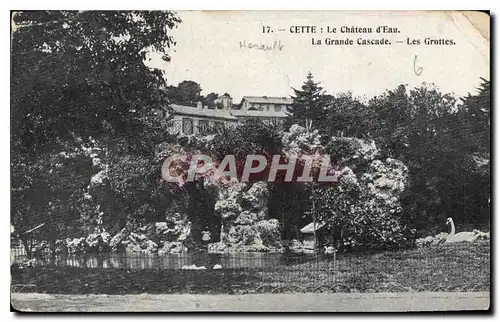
[167,103,238,136]
[166,95,293,136]
[231,96,293,124]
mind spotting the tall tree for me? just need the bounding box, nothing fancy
[324,92,370,138]
[166,80,202,105]
[286,72,328,131]
[177,80,202,105]
[11,11,181,241]
[364,81,490,234]
[457,78,490,155]
[11,11,180,154]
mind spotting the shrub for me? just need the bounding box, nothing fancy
[315,158,413,252]
[255,219,282,249]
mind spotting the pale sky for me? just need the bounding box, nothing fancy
[147,11,489,103]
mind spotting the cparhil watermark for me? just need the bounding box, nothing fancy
[162,152,342,185]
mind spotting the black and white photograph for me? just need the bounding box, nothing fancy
[9,9,490,312]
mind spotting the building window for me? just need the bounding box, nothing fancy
[215,121,224,130]
[182,118,193,135]
[274,105,281,112]
[198,119,209,134]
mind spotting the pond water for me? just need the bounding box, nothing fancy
[12,251,324,270]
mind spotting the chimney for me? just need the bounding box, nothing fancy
[223,96,232,109]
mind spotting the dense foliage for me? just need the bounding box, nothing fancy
[287,75,490,238]
[11,11,182,250]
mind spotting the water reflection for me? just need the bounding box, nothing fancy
[12,251,318,269]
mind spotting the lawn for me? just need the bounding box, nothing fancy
[255,240,490,292]
[11,240,490,294]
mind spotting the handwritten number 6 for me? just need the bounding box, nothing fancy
[414,55,423,76]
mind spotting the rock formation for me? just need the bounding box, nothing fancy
[209,181,283,252]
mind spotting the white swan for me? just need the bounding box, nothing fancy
[445,217,478,243]
[324,246,336,254]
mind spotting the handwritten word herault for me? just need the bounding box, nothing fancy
[239,40,284,51]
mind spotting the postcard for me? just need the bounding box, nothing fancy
[10,10,490,312]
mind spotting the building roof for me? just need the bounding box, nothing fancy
[241,96,293,105]
[230,108,289,118]
[170,104,238,121]
[300,221,326,234]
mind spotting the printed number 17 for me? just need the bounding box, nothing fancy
[262,26,272,33]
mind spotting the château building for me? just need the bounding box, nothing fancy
[231,96,292,124]
[166,94,293,136]
[166,94,238,136]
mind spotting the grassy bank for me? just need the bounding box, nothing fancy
[11,241,490,294]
